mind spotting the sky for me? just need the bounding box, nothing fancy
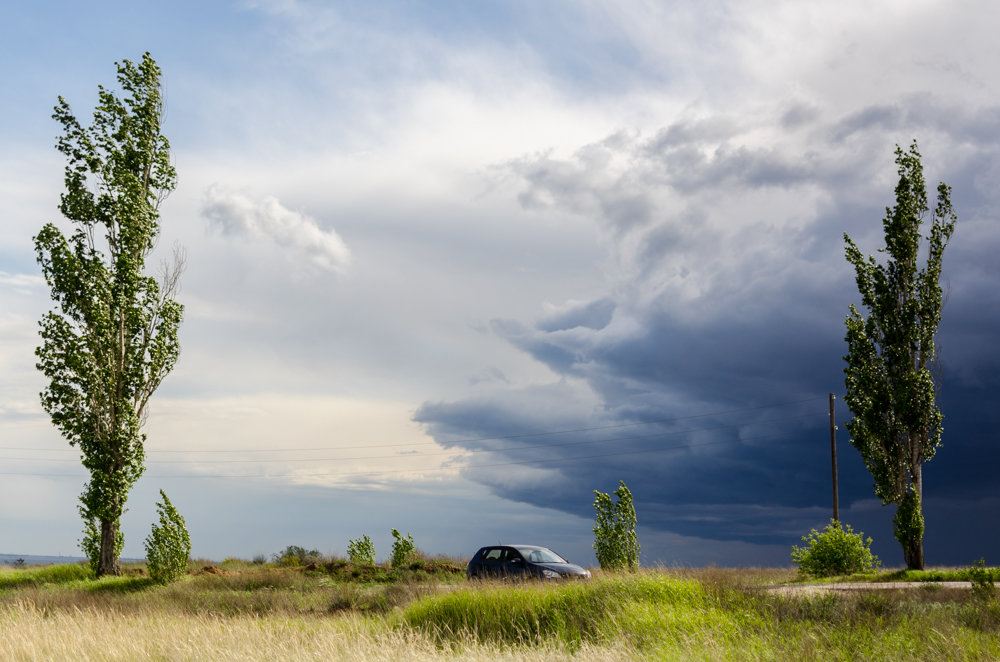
[1,0,998,568]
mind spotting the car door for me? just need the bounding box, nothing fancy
[478,547,505,578]
[501,547,529,578]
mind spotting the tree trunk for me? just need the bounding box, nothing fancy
[97,518,122,577]
[901,531,925,570]
[897,464,925,570]
[909,463,926,570]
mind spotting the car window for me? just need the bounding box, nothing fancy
[517,547,567,564]
[503,549,524,563]
[482,548,503,561]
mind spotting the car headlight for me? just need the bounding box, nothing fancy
[542,568,561,579]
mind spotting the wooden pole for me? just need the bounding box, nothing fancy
[829,392,839,522]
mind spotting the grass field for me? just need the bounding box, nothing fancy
[1,560,998,660]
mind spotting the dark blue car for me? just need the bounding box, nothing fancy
[466,544,591,580]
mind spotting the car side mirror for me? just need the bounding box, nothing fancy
[510,557,524,565]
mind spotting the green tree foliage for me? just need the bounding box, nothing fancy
[144,490,191,585]
[390,529,417,568]
[33,53,182,577]
[592,480,640,571]
[791,520,880,578]
[347,535,376,566]
[843,140,956,570]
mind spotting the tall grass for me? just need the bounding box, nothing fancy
[405,574,703,647]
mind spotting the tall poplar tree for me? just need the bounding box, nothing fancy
[34,53,183,577]
[843,140,955,570]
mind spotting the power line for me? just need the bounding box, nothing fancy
[0,411,821,465]
[0,395,827,455]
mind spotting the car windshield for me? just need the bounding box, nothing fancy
[517,547,567,564]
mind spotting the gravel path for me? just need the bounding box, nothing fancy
[762,581,974,596]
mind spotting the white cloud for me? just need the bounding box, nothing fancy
[0,272,44,289]
[201,185,351,274]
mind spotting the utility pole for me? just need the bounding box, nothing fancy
[829,392,839,522]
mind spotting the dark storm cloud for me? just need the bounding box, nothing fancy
[832,104,905,141]
[780,103,821,130]
[415,95,1000,564]
[832,96,1000,147]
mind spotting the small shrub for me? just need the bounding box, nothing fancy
[791,519,880,578]
[144,490,191,585]
[968,558,996,600]
[390,529,416,568]
[272,545,321,567]
[593,480,640,571]
[347,535,376,566]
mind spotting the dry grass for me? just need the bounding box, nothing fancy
[0,601,630,661]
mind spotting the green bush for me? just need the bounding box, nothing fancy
[272,545,321,567]
[967,558,996,600]
[791,519,880,578]
[593,480,640,571]
[390,529,416,568]
[347,534,376,566]
[144,490,191,585]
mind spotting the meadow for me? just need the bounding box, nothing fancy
[1,559,999,661]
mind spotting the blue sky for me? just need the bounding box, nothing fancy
[1,0,998,567]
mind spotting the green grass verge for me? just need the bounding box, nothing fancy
[787,566,1000,585]
[0,563,92,588]
[882,567,1000,583]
